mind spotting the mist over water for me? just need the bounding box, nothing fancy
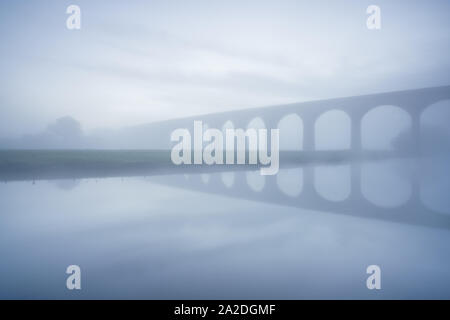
[1,93,449,298]
[1,0,450,300]
[0,151,449,299]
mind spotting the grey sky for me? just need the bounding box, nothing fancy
[1,0,449,137]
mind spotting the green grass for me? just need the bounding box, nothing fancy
[0,149,170,166]
[0,148,405,181]
[0,150,172,180]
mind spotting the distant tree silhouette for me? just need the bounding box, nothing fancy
[46,116,83,140]
[392,125,450,154]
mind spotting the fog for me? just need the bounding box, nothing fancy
[1,0,450,300]
[1,156,450,299]
[1,0,450,138]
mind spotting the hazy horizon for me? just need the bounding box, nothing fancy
[1,0,450,139]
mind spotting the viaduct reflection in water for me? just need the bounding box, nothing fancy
[149,157,449,230]
[148,85,450,229]
[2,86,450,229]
